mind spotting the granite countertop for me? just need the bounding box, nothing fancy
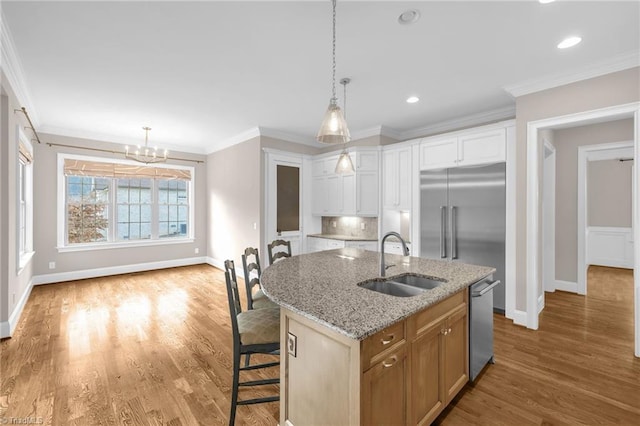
[307,233,378,242]
[260,248,494,340]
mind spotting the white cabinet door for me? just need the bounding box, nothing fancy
[312,159,326,177]
[326,239,346,250]
[419,138,458,170]
[327,175,342,214]
[397,148,411,210]
[383,150,399,209]
[357,172,379,216]
[307,236,326,253]
[357,151,379,172]
[457,129,506,167]
[342,173,356,215]
[312,176,328,215]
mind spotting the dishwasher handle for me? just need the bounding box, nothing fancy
[471,280,500,297]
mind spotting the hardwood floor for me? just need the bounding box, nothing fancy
[1,265,637,425]
[437,266,639,425]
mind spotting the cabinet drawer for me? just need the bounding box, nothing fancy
[412,290,467,337]
[361,320,406,370]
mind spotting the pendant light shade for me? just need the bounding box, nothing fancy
[317,0,351,144]
[335,148,354,174]
[317,98,351,144]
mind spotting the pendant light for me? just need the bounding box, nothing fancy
[317,0,351,144]
[335,78,354,174]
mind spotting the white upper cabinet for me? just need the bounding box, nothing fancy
[457,129,506,167]
[419,128,506,170]
[311,149,378,217]
[383,146,412,210]
[419,138,458,170]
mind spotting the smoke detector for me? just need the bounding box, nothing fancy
[398,9,420,25]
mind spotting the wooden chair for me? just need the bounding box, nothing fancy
[242,247,279,310]
[223,260,280,425]
[267,239,292,265]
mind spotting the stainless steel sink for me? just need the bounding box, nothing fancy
[358,274,446,297]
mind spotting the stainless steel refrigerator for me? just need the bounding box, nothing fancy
[420,163,506,312]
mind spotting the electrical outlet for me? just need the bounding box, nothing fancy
[48,261,56,270]
[12,293,16,304]
[253,222,257,230]
[287,332,297,357]
[361,222,366,230]
[332,221,336,228]
[194,248,199,254]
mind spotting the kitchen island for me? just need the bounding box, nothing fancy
[261,248,494,425]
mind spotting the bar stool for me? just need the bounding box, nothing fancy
[267,239,291,265]
[223,260,280,425]
[242,247,279,310]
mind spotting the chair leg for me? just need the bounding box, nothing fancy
[244,353,251,367]
[229,347,241,426]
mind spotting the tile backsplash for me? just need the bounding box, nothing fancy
[321,216,378,239]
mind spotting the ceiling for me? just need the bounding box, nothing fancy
[3,1,639,154]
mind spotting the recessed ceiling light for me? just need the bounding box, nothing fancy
[539,0,556,4]
[398,9,420,25]
[557,36,582,49]
[406,96,420,104]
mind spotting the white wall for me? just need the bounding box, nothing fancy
[1,72,36,337]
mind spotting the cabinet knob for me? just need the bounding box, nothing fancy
[381,334,395,345]
[382,356,397,368]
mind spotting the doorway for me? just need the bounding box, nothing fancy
[526,101,640,357]
[264,150,304,258]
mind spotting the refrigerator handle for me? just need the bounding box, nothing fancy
[451,206,457,259]
[440,206,447,258]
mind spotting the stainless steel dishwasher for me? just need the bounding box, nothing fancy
[469,276,500,381]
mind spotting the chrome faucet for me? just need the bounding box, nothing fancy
[380,232,410,276]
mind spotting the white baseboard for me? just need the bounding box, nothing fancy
[555,280,578,293]
[206,256,245,281]
[538,294,545,313]
[511,309,527,326]
[32,257,207,285]
[0,278,34,338]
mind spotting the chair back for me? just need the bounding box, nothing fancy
[268,239,292,265]
[242,247,262,310]
[224,260,242,344]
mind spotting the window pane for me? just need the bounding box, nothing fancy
[168,206,177,221]
[117,205,129,222]
[67,175,110,244]
[141,205,152,224]
[159,205,168,222]
[118,223,129,240]
[178,206,188,221]
[141,222,152,239]
[158,222,169,238]
[130,205,140,222]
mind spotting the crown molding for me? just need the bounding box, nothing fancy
[38,125,207,155]
[350,125,402,142]
[258,126,323,148]
[206,127,261,154]
[1,12,39,124]
[503,50,640,98]
[400,105,516,141]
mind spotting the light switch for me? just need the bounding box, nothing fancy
[287,332,297,357]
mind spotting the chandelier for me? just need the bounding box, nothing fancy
[125,127,168,164]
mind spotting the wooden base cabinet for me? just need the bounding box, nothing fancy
[280,290,468,426]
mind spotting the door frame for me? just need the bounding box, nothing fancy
[525,101,640,357]
[263,149,306,257]
[577,142,634,295]
[542,139,556,300]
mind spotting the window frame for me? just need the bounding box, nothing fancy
[17,127,34,272]
[57,153,195,252]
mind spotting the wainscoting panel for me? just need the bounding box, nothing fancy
[587,227,633,269]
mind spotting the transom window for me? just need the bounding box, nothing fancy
[59,155,193,248]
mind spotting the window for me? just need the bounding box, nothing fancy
[18,130,34,270]
[59,155,194,249]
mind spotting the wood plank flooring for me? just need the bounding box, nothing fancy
[1,264,637,425]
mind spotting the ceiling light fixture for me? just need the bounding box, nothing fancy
[317,0,350,144]
[335,77,355,174]
[406,96,420,104]
[557,36,582,49]
[125,127,168,164]
[538,0,555,4]
[398,9,420,25]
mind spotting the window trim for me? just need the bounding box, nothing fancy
[17,127,34,273]
[57,153,195,251]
